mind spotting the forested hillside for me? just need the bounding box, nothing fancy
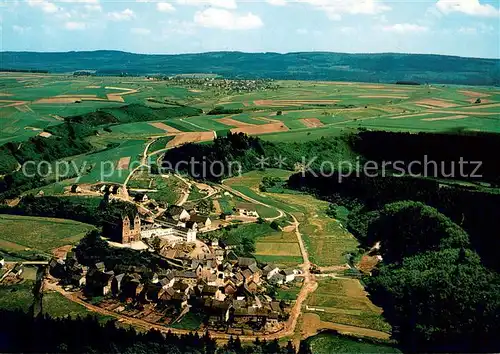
[1,51,499,85]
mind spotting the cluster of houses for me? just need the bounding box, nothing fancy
[49,241,300,330]
[147,76,278,94]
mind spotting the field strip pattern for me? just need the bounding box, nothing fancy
[149,122,181,133]
[217,117,255,127]
[230,122,289,135]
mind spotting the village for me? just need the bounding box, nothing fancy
[17,187,302,335]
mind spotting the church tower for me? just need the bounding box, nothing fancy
[121,215,131,243]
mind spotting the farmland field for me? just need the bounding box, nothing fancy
[1,73,499,154]
[306,333,401,354]
[267,192,359,267]
[0,214,94,253]
[306,278,390,333]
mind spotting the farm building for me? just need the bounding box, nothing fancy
[189,215,212,229]
[166,205,191,221]
[133,193,149,203]
[12,263,24,277]
[235,202,259,218]
[282,269,296,283]
[70,185,82,193]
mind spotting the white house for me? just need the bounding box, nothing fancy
[282,269,296,283]
[263,264,280,280]
[12,263,23,277]
[167,206,191,221]
[190,215,212,230]
[235,202,259,218]
[159,272,175,289]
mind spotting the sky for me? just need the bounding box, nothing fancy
[0,0,499,58]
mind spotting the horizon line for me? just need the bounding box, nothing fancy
[1,49,499,61]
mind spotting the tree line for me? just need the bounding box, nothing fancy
[362,201,500,352]
[0,309,299,353]
[350,131,500,185]
[162,132,356,181]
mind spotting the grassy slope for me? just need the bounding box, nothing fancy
[0,214,94,253]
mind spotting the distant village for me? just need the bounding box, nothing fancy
[40,187,302,334]
[146,76,279,95]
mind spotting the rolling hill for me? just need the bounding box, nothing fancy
[1,50,499,85]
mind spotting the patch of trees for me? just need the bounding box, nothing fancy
[361,201,500,352]
[11,133,92,164]
[350,131,500,185]
[101,104,202,124]
[162,132,266,181]
[0,129,92,176]
[62,111,118,127]
[0,144,21,175]
[200,223,256,257]
[0,170,79,202]
[0,195,136,228]
[287,171,500,271]
[73,70,95,76]
[367,201,470,263]
[395,81,420,85]
[0,310,217,353]
[207,106,243,115]
[259,176,284,192]
[75,230,170,272]
[0,309,298,353]
[162,133,356,181]
[51,104,202,135]
[0,131,93,201]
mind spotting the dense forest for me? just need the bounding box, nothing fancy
[1,51,499,85]
[362,202,500,352]
[162,133,355,181]
[350,131,500,185]
[0,310,299,353]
